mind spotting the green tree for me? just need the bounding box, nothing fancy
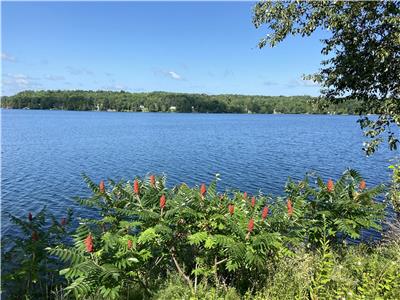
[253,0,400,155]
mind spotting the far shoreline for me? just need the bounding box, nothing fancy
[0,107,361,117]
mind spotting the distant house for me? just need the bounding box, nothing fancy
[139,105,149,112]
[169,106,177,112]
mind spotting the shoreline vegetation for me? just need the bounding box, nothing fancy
[1,90,362,115]
[2,169,400,299]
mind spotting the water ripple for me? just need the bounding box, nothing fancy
[2,110,398,233]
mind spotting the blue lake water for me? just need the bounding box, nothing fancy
[1,109,398,234]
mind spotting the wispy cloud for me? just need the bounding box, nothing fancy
[101,83,128,91]
[44,74,65,81]
[263,80,279,86]
[153,68,185,81]
[66,66,94,76]
[223,69,234,78]
[286,78,320,88]
[1,52,16,62]
[168,71,182,80]
[2,73,41,89]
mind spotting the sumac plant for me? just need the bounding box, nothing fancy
[1,207,73,299]
[47,170,386,298]
[284,169,386,247]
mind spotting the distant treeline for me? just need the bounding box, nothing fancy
[0,90,362,114]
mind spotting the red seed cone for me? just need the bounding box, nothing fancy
[243,192,247,199]
[99,180,105,193]
[251,196,256,208]
[327,179,334,192]
[287,199,293,217]
[359,180,366,190]
[127,239,133,250]
[160,194,166,209]
[150,175,156,187]
[60,218,67,226]
[262,206,269,220]
[200,184,206,197]
[28,212,33,222]
[247,218,254,233]
[84,234,94,253]
[134,179,139,194]
[32,231,39,241]
[228,204,234,215]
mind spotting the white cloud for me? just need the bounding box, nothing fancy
[1,52,16,62]
[2,73,41,89]
[101,83,127,91]
[168,71,182,80]
[45,75,65,81]
[153,68,185,81]
[66,66,94,76]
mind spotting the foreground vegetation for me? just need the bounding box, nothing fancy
[0,90,362,114]
[2,168,400,299]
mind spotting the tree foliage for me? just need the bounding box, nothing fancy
[253,0,400,155]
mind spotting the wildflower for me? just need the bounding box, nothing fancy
[228,204,234,215]
[243,192,247,199]
[251,196,256,208]
[262,206,269,220]
[150,175,155,187]
[247,218,254,233]
[127,239,133,250]
[32,231,39,241]
[99,180,105,193]
[134,179,139,194]
[28,212,33,222]
[60,218,67,226]
[287,199,293,217]
[84,234,94,253]
[200,183,206,197]
[359,180,366,190]
[160,194,166,209]
[327,179,334,192]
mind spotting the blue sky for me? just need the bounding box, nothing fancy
[1,1,328,96]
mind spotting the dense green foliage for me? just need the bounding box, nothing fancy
[2,170,398,299]
[154,240,400,300]
[253,0,400,155]
[389,161,400,216]
[0,90,362,114]
[1,207,73,299]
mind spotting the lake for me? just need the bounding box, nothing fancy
[1,109,398,234]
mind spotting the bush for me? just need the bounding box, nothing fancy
[389,162,400,216]
[1,169,393,299]
[1,207,73,299]
[44,169,386,299]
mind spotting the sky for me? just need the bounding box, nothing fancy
[1,1,328,96]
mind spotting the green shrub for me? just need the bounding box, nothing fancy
[1,169,392,299]
[389,162,400,216]
[285,169,385,247]
[1,207,73,299]
[46,170,386,299]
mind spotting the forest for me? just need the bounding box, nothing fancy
[0,90,362,114]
